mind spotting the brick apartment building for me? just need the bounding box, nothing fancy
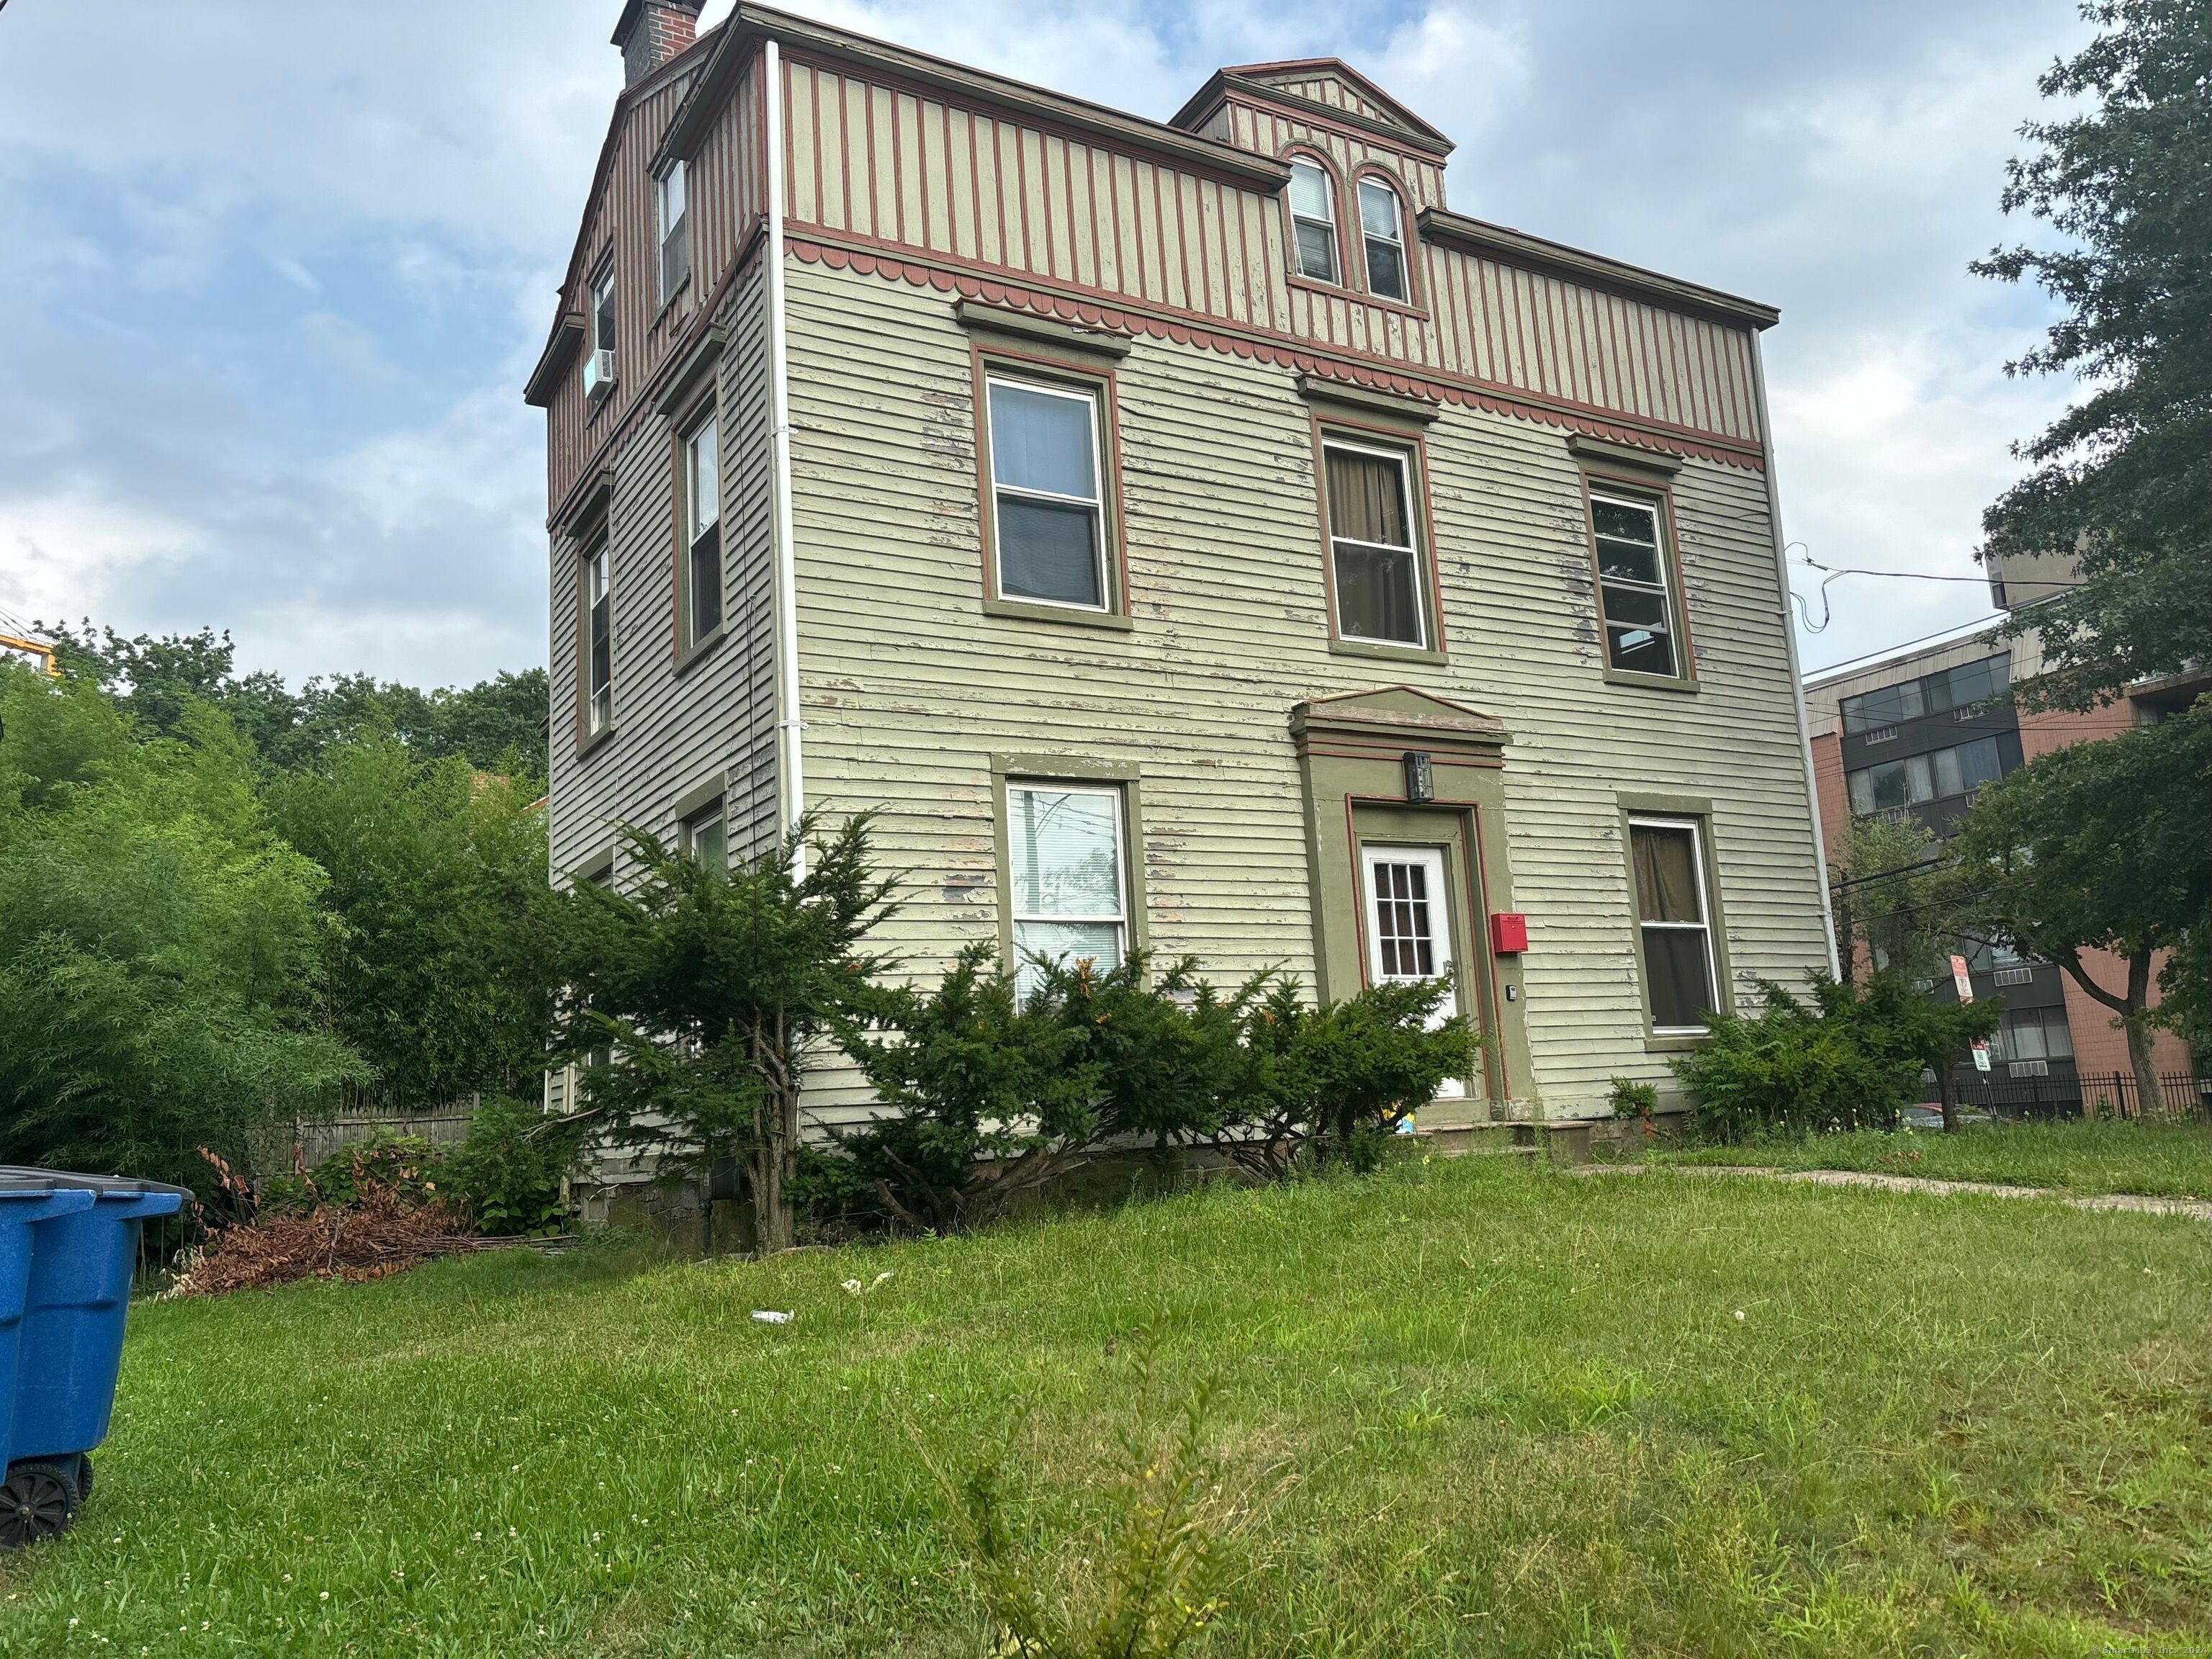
[1803,563,2205,1110]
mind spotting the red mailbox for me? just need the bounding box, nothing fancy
[1489,912,1529,955]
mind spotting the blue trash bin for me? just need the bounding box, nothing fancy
[0,1168,189,1547]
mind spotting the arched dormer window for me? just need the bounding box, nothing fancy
[1287,158,1340,282]
[1355,174,1410,303]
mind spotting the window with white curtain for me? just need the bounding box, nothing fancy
[1357,177,1408,301]
[1006,783,1126,993]
[1287,160,1339,282]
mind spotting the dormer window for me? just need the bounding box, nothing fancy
[655,160,689,303]
[585,260,617,401]
[1287,160,1339,282]
[1357,178,1408,302]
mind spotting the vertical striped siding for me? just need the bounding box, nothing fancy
[547,58,765,512]
[778,55,1761,467]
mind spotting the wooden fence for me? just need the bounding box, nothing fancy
[291,1094,480,1167]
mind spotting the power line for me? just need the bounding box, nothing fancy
[1803,613,2013,679]
[1802,559,2090,591]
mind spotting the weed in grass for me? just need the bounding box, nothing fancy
[929,1349,1246,1659]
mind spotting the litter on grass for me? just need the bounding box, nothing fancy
[751,1310,793,1324]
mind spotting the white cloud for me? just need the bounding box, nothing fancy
[0,495,204,630]
[0,0,2101,691]
[1373,6,1532,147]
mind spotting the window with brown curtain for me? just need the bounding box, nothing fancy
[1323,441,1424,647]
[1629,817,1717,1032]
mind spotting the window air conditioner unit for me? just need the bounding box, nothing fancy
[584,348,617,400]
[2008,1059,2049,1079]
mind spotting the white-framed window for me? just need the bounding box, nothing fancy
[1006,783,1127,993]
[655,159,690,304]
[584,541,612,737]
[1589,492,1679,677]
[585,259,618,400]
[1628,817,1719,1034]
[1287,159,1339,282]
[1322,440,1426,647]
[682,796,725,871]
[986,375,1107,611]
[682,412,721,645]
[1357,177,1408,302]
[592,263,616,354]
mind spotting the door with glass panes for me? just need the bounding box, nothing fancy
[1360,844,1468,1099]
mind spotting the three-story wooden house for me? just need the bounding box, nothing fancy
[527,0,1836,1135]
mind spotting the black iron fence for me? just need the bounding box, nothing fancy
[2078,1071,2212,1120]
[1948,1071,2210,1123]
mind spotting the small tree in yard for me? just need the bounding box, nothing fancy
[825,953,1472,1233]
[1949,700,2212,1115]
[1672,973,1997,1141]
[559,812,895,1252]
[828,945,1097,1233]
[1830,813,1958,982]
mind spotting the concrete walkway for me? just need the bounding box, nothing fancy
[1579,1161,2212,1223]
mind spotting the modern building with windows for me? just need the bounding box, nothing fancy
[529,1,1835,1138]
[1806,619,2203,1105]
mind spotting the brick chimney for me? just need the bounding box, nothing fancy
[612,0,704,88]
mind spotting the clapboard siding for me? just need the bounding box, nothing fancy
[546,260,781,894]
[783,261,1827,1122]
[534,21,1823,1138]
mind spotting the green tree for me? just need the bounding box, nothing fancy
[264,736,564,1108]
[1974,1,2212,707]
[0,665,359,1191]
[1827,813,1959,981]
[1948,700,2212,1112]
[44,621,549,783]
[559,814,895,1253]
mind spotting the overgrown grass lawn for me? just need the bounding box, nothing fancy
[1635,1116,2212,1200]
[4,1156,2210,1656]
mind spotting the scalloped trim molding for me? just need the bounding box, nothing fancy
[787,235,1766,474]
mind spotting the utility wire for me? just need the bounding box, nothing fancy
[1802,612,2014,678]
[1788,544,2089,638]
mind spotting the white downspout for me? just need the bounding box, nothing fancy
[764,36,806,873]
[1749,329,1841,979]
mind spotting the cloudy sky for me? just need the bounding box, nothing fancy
[0,0,2088,688]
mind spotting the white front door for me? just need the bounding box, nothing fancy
[1361,844,1466,1099]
